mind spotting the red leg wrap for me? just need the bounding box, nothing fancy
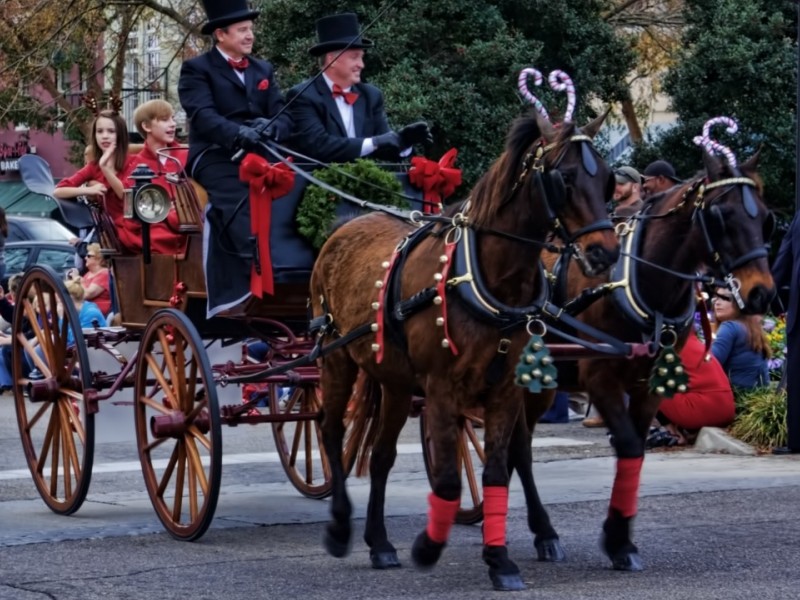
[483,486,509,547]
[426,493,460,544]
[609,456,644,518]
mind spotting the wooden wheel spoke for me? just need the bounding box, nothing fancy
[157,329,182,405]
[465,422,486,463]
[184,436,209,496]
[304,419,313,483]
[173,340,190,411]
[26,401,52,431]
[17,333,52,378]
[184,396,208,423]
[314,417,331,478]
[64,398,86,443]
[143,434,170,454]
[187,357,198,408]
[145,353,179,408]
[139,394,173,416]
[172,443,186,522]
[38,404,57,477]
[156,444,180,497]
[187,424,212,452]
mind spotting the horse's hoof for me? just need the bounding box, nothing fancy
[323,525,351,558]
[610,551,644,572]
[483,545,525,591]
[370,550,401,569]
[489,571,526,592]
[411,531,445,569]
[534,536,567,562]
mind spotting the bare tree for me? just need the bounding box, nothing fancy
[604,0,686,144]
[0,0,204,141]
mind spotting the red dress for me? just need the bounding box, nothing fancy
[55,158,143,253]
[658,333,736,430]
[127,145,189,255]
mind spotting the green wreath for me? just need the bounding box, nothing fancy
[297,159,409,250]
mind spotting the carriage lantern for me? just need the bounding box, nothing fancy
[127,163,171,225]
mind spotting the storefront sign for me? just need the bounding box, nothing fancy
[0,141,31,172]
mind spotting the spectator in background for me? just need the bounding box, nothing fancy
[610,166,643,218]
[67,243,111,316]
[646,332,735,447]
[641,160,682,200]
[0,275,27,391]
[63,279,105,344]
[712,287,770,390]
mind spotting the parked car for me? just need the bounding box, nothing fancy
[6,216,76,243]
[2,241,76,289]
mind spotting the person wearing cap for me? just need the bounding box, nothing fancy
[286,12,432,164]
[611,165,643,218]
[178,0,293,317]
[641,159,682,200]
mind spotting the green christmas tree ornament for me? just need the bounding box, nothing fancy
[648,344,690,398]
[514,334,558,393]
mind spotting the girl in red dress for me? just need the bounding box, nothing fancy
[54,109,140,252]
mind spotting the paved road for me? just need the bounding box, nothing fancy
[1,351,799,599]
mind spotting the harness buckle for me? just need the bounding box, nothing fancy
[497,338,511,354]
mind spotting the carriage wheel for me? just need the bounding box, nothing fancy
[420,408,486,525]
[11,266,95,515]
[270,382,359,500]
[134,309,221,541]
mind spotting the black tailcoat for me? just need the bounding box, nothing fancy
[179,49,292,316]
[286,77,391,163]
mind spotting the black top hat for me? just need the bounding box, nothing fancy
[200,0,260,35]
[309,13,374,57]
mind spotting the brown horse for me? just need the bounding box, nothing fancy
[310,111,619,591]
[509,150,776,570]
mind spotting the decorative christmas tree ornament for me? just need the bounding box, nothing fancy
[514,332,558,393]
[648,342,690,399]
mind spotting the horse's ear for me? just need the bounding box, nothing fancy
[535,110,556,141]
[581,108,610,139]
[740,145,762,172]
[702,150,723,179]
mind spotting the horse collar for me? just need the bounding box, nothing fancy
[609,211,695,335]
[449,226,549,328]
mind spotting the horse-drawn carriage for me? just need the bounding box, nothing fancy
[10,88,777,590]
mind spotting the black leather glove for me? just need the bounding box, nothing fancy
[373,131,402,151]
[235,125,261,151]
[398,122,433,147]
[250,118,281,142]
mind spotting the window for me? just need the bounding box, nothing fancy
[4,247,31,274]
[37,248,76,273]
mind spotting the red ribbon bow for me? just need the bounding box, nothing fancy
[239,154,295,297]
[332,83,359,105]
[408,148,462,214]
[228,57,249,71]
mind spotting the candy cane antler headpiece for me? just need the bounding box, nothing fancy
[692,116,738,167]
[517,67,577,122]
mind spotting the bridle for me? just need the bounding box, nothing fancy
[500,132,614,272]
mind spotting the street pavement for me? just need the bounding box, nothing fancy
[1,378,799,599]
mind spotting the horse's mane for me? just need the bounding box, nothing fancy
[468,113,575,228]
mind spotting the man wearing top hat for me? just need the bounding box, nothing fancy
[178,0,293,318]
[286,12,431,164]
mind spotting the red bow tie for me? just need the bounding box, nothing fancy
[228,57,249,71]
[332,83,358,106]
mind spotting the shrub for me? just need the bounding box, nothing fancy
[297,160,408,250]
[730,384,787,449]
